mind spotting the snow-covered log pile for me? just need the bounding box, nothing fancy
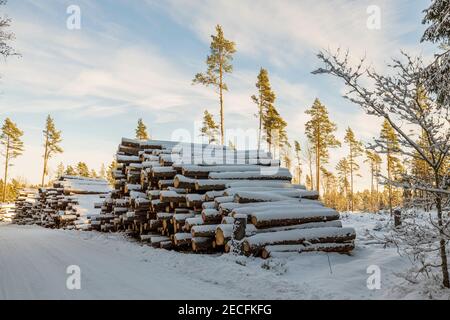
[13,189,39,225]
[96,138,355,257]
[0,203,16,222]
[13,176,110,230]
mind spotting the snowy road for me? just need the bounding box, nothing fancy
[0,215,428,300]
[0,224,243,300]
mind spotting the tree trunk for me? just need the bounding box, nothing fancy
[316,130,320,194]
[2,137,10,202]
[435,171,449,288]
[387,150,393,216]
[41,136,49,187]
[257,94,263,152]
[349,148,354,212]
[219,57,225,145]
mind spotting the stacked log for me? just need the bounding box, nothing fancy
[95,137,356,257]
[0,203,16,223]
[13,176,110,230]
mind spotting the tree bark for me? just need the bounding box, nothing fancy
[435,171,449,288]
[219,51,225,145]
[2,137,10,202]
[387,149,393,216]
[41,135,49,187]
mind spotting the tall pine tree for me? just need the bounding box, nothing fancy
[336,158,350,211]
[135,119,149,140]
[0,118,24,202]
[344,127,363,211]
[193,25,236,145]
[294,140,302,184]
[305,98,341,193]
[76,162,90,177]
[252,68,275,151]
[380,119,402,215]
[365,150,382,212]
[41,115,63,186]
[200,110,219,144]
[263,104,289,154]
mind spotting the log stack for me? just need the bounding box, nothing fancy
[13,176,110,230]
[0,203,16,223]
[96,138,356,257]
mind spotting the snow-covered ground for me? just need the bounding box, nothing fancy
[1,213,449,300]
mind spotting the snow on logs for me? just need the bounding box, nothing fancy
[94,137,355,257]
[13,176,110,230]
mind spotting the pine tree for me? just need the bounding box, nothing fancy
[294,140,302,184]
[135,119,149,140]
[76,162,90,177]
[41,115,63,186]
[106,160,117,186]
[252,68,276,151]
[380,119,402,216]
[336,158,350,211]
[200,110,220,144]
[305,98,341,193]
[364,150,382,212]
[56,162,65,179]
[305,175,313,191]
[0,118,24,202]
[304,142,315,191]
[65,165,76,176]
[193,25,236,145]
[344,127,364,211]
[263,104,289,154]
[99,163,107,179]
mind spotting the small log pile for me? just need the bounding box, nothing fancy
[95,138,356,257]
[13,176,110,230]
[0,203,16,222]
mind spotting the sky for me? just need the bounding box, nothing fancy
[0,0,436,189]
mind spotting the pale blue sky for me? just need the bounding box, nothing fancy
[0,0,434,187]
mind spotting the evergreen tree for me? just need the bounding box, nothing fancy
[193,25,236,145]
[294,140,302,184]
[76,162,90,177]
[99,163,107,179]
[365,150,382,212]
[90,169,98,178]
[305,98,341,193]
[304,142,315,191]
[41,115,63,186]
[56,162,65,179]
[0,118,24,202]
[336,158,350,211]
[380,119,402,215]
[135,119,149,140]
[200,110,219,144]
[65,165,76,176]
[252,68,276,151]
[106,160,117,186]
[305,175,313,191]
[344,127,364,211]
[263,104,289,154]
